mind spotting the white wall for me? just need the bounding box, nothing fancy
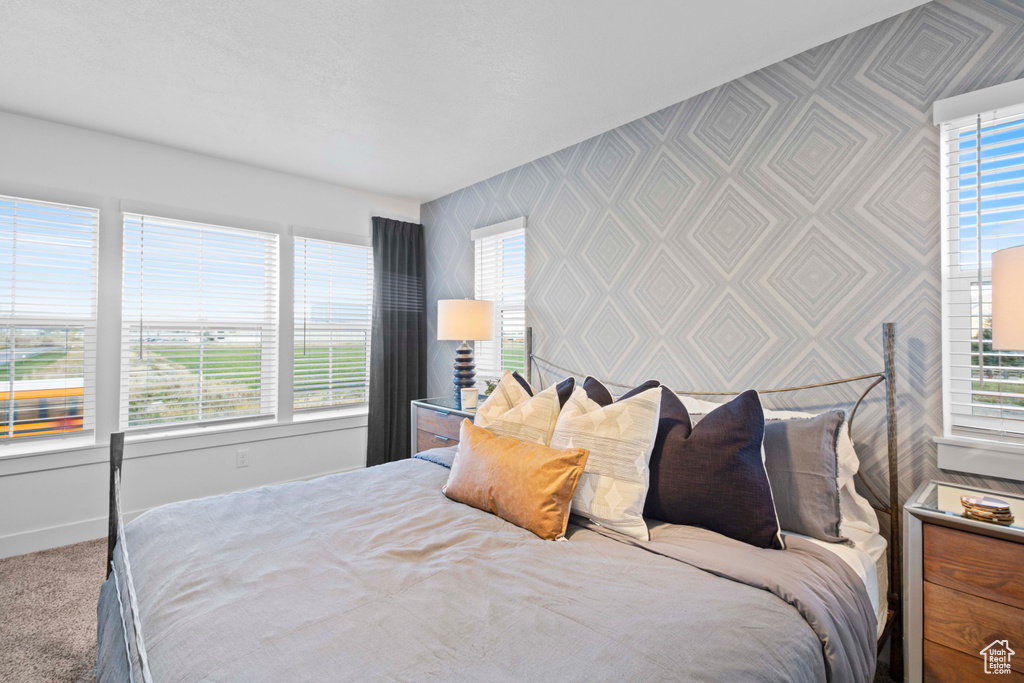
[0,111,420,559]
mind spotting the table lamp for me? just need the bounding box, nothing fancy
[993,245,1024,351]
[437,299,494,407]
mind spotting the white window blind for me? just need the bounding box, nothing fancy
[0,195,97,441]
[294,238,372,411]
[121,214,279,430]
[473,224,525,377]
[941,101,1024,443]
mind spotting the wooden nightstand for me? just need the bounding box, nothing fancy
[409,397,477,457]
[904,480,1024,682]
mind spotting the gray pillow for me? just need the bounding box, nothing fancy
[763,411,847,543]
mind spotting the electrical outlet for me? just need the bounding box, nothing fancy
[236,449,249,468]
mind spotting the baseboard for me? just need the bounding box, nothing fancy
[0,465,361,559]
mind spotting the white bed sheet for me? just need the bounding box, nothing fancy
[789,526,888,639]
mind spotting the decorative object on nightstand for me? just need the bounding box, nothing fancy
[409,396,476,457]
[992,244,1024,351]
[904,481,1024,681]
[437,299,493,408]
[961,495,1015,525]
[460,387,479,409]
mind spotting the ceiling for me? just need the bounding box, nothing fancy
[0,1,928,202]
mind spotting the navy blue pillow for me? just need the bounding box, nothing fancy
[587,380,782,550]
[583,377,658,406]
[513,372,575,408]
[647,389,782,549]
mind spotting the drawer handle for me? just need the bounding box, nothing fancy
[434,435,452,442]
[436,410,451,416]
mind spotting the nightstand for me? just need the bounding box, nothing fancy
[409,397,477,457]
[904,480,1024,682]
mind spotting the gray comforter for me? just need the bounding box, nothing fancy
[97,449,876,682]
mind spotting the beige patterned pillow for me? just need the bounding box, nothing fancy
[550,386,662,541]
[474,371,561,445]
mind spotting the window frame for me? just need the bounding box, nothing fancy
[0,193,99,446]
[292,234,374,414]
[936,79,1024,473]
[472,217,526,380]
[118,211,281,433]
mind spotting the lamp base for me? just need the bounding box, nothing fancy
[453,341,475,408]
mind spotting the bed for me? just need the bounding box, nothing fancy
[97,324,903,683]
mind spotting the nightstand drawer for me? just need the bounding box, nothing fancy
[416,406,463,440]
[924,523,1024,609]
[906,482,1024,682]
[417,429,458,452]
[924,640,1024,682]
[410,399,475,458]
[924,581,1024,674]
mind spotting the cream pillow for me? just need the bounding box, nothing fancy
[474,371,562,446]
[549,386,663,541]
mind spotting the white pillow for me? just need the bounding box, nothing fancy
[474,371,562,446]
[550,386,662,541]
[679,395,879,539]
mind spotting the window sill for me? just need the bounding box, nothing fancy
[0,411,369,477]
[292,405,369,423]
[121,406,368,443]
[0,434,97,459]
[935,435,1024,482]
[124,417,279,443]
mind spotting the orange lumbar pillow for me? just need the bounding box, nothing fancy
[443,419,589,541]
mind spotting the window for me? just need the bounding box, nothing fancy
[473,218,525,378]
[120,214,279,430]
[294,238,373,411]
[0,195,97,441]
[940,100,1024,443]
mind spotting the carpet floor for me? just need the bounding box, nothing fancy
[0,536,898,683]
[0,538,104,683]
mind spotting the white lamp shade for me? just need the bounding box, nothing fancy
[993,245,1024,351]
[437,299,494,341]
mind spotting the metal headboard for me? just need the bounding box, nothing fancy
[106,433,155,683]
[525,321,903,681]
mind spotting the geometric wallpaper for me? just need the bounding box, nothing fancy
[421,0,1024,505]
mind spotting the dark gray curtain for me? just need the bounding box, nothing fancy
[367,217,427,466]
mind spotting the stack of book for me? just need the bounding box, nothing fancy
[960,495,1015,526]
